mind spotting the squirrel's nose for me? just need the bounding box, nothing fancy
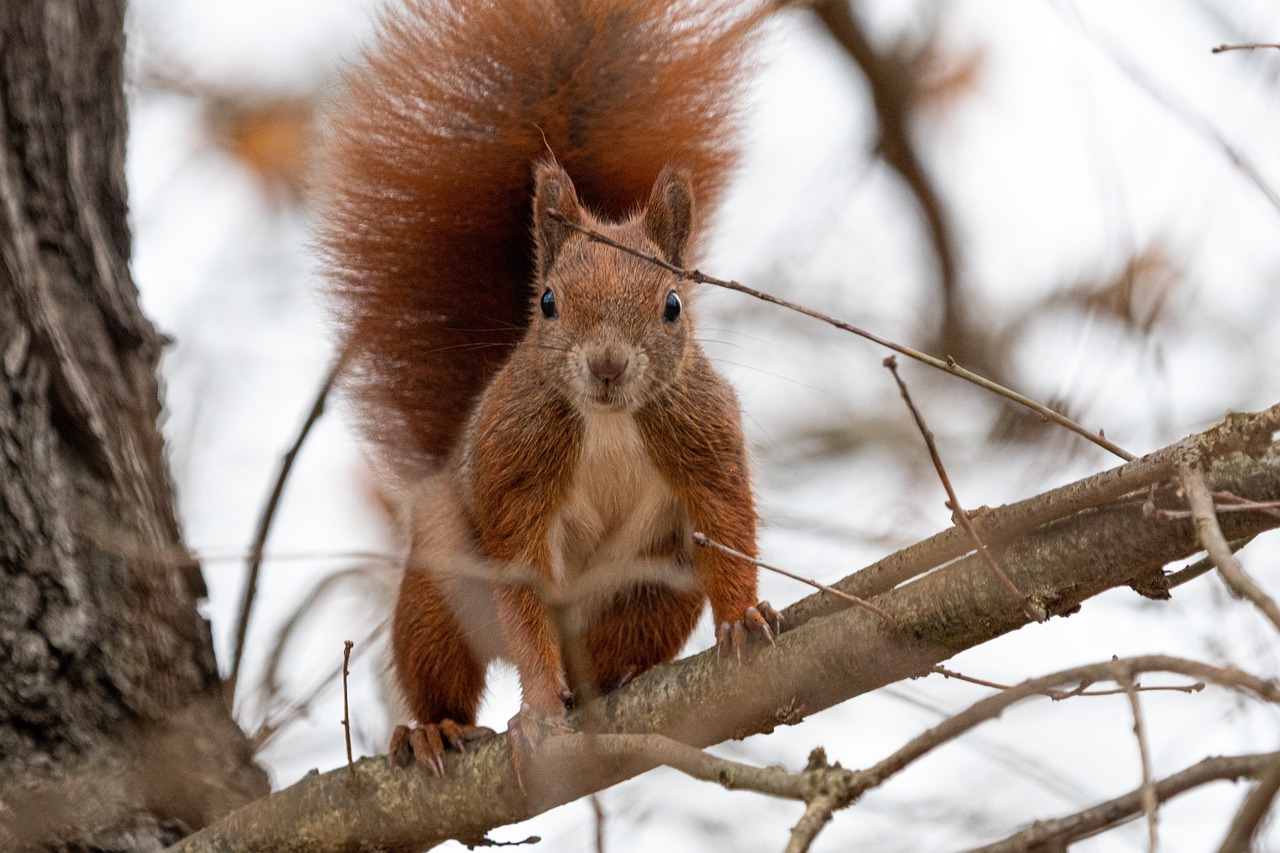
[589,354,629,383]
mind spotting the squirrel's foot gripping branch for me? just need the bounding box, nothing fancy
[388,721,495,777]
[717,600,784,660]
[507,702,576,793]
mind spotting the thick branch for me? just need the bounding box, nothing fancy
[170,410,1280,852]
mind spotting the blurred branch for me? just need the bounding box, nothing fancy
[1116,666,1159,852]
[966,752,1280,853]
[1218,753,1280,853]
[228,354,346,704]
[1212,43,1280,54]
[798,0,967,359]
[1062,14,1280,217]
[171,407,1280,853]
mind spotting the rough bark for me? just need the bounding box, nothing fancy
[0,1,267,849]
[170,407,1280,853]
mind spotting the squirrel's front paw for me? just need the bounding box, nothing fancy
[716,600,784,661]
[506,703,574,792]
[388,719,495,776]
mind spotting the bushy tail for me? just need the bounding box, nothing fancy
[318,0,764,480]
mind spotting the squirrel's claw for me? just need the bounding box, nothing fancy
[388,720,495,776]
[716,600,783,661]
[507,703,573,793]
[439,718,496,754]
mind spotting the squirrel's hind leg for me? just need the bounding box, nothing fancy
[390,476,499,773]
[389,565,494,773]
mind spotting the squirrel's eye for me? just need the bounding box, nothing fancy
[662,291,682,324]
[540,288,558,319]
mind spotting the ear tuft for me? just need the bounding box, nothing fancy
[642,166,695,268]
[532,160,584,279]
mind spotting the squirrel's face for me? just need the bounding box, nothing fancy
[526,160,700,416]
[532,238,693,415]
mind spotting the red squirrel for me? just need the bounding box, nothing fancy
[318,0,777,773]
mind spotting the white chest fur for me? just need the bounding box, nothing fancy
[547,411,687,599]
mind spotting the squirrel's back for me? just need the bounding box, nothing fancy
[319,0,762,479]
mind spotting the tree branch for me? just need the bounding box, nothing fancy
[965,752,1280,853]
[169,409,1280,852]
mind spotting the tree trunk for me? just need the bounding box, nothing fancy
[0,1,267,849]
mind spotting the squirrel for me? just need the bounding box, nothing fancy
[318,0,778,774]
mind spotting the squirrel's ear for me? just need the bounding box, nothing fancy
[642,166,695,268]
[532,161,584,278]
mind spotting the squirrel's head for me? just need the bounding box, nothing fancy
[528,160,699,416]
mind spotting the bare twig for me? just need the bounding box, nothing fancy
[1180,462,1280,633]
[693,532,898,628]
[252,619,384,752]
[540,732,831,802]
[342,640,355,786]
[966,752,1279,853]
[229,353,347,702]
[1166,536,1256,589]
[1115,665,1158,852]
[540,733,854,853]
[1071,19,1280,217]
[929,665,1203,699]
[1218,753,1280,853]
[1147,491,1280,522]
[851,657,1280,799]
[199,549,396,566]
[1212,491,1280,520]
[1212,43,1280,53]
[551,213,1136,462]
[884,356,1043,622]
[541,658,1276,835]
[256,566,376,725]
[590,795,606,853]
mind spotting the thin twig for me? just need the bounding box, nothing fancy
[1115,665,1159,852]
[590,795,606,853]
[930,665,1203,699]
[228,353,347,703]
[1071,20,1280,217]
[342,640,356,786]
[1180,462,1280,633]
[252,619,384,752]
[965,752,1279,853]
[1211,491,1280,521]
[199,549,397,566]
[551,213,1135,462]
[555,659,1278,832]
[541,732,826,802]
[1166,536,1256,589]
[851,656,1280,801]
[884,356,1044,622]
[1148,491,1280,522]
[693,532,898,628]
[1212,43,1280,53]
